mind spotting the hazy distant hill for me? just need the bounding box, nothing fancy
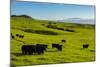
[59,18,95,24]
[11,15,95,25]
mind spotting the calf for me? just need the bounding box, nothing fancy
[83,44,89,48]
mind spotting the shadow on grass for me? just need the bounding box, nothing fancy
[12,52,24,56]
[79,48,89,50]
[46,50,58,52]
[23,29,59,35]
[12,52,45,57]
[90,50,95,52]
[37,57,47,60]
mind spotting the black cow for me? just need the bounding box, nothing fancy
[57,45,63,51]
[19,35,24,38]
[11,33,14,39]
[16,34,19,37]
[21,44,47,55]
[16,34,24,38]
[21,45,36,55]
[36,44,48,52]
[61,40,66,43]
[52,43,63,51]
[83,44,89,48]
[42,44,48,51]
[52,43,59,48]
[36,45,44,55]
[11,35,14,39]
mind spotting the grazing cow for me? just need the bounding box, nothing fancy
[21,44,47,55]
[11,35,14,39]
[36,44,48,53]
[83,44,89,48]
[42,44,48,51]
[57,45,63,51]
[16,34,24,38]
[19,35,24,38]
[52,43,59,48]
[52,43,63,51]
[16,34,19,37]
[35,45,44,55]
[11,33,14,39]
[21,45,36,55]
[61,40,66,43]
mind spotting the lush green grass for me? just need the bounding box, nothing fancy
[11,17,95,66]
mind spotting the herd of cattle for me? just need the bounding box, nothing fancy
[11,33,89,55]
[22,43,63,55]
[11,33,24,39]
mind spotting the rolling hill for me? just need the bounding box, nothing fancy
[11,15,95,66]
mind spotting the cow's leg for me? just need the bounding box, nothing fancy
[29,51,33,55]
[25,50,28,54]
[29,52,31,55]
[22,50,25,55]
[22,50,27,55]
[37,51,41,55]
[41,50,44,54]
[59,47,62,51]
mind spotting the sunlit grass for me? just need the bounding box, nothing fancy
[11,17,95,66]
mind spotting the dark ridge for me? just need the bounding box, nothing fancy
[11,15,33,19]
[22,29,58,35]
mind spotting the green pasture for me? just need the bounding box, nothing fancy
[11,16,95,66]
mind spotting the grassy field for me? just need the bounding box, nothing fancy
[11,16,95,66]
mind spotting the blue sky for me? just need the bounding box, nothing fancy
[11,1,95,20]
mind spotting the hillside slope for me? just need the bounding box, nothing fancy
[11,16,95,66]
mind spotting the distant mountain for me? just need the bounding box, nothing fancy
[11,15,33,19]
[59,18,95,24]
